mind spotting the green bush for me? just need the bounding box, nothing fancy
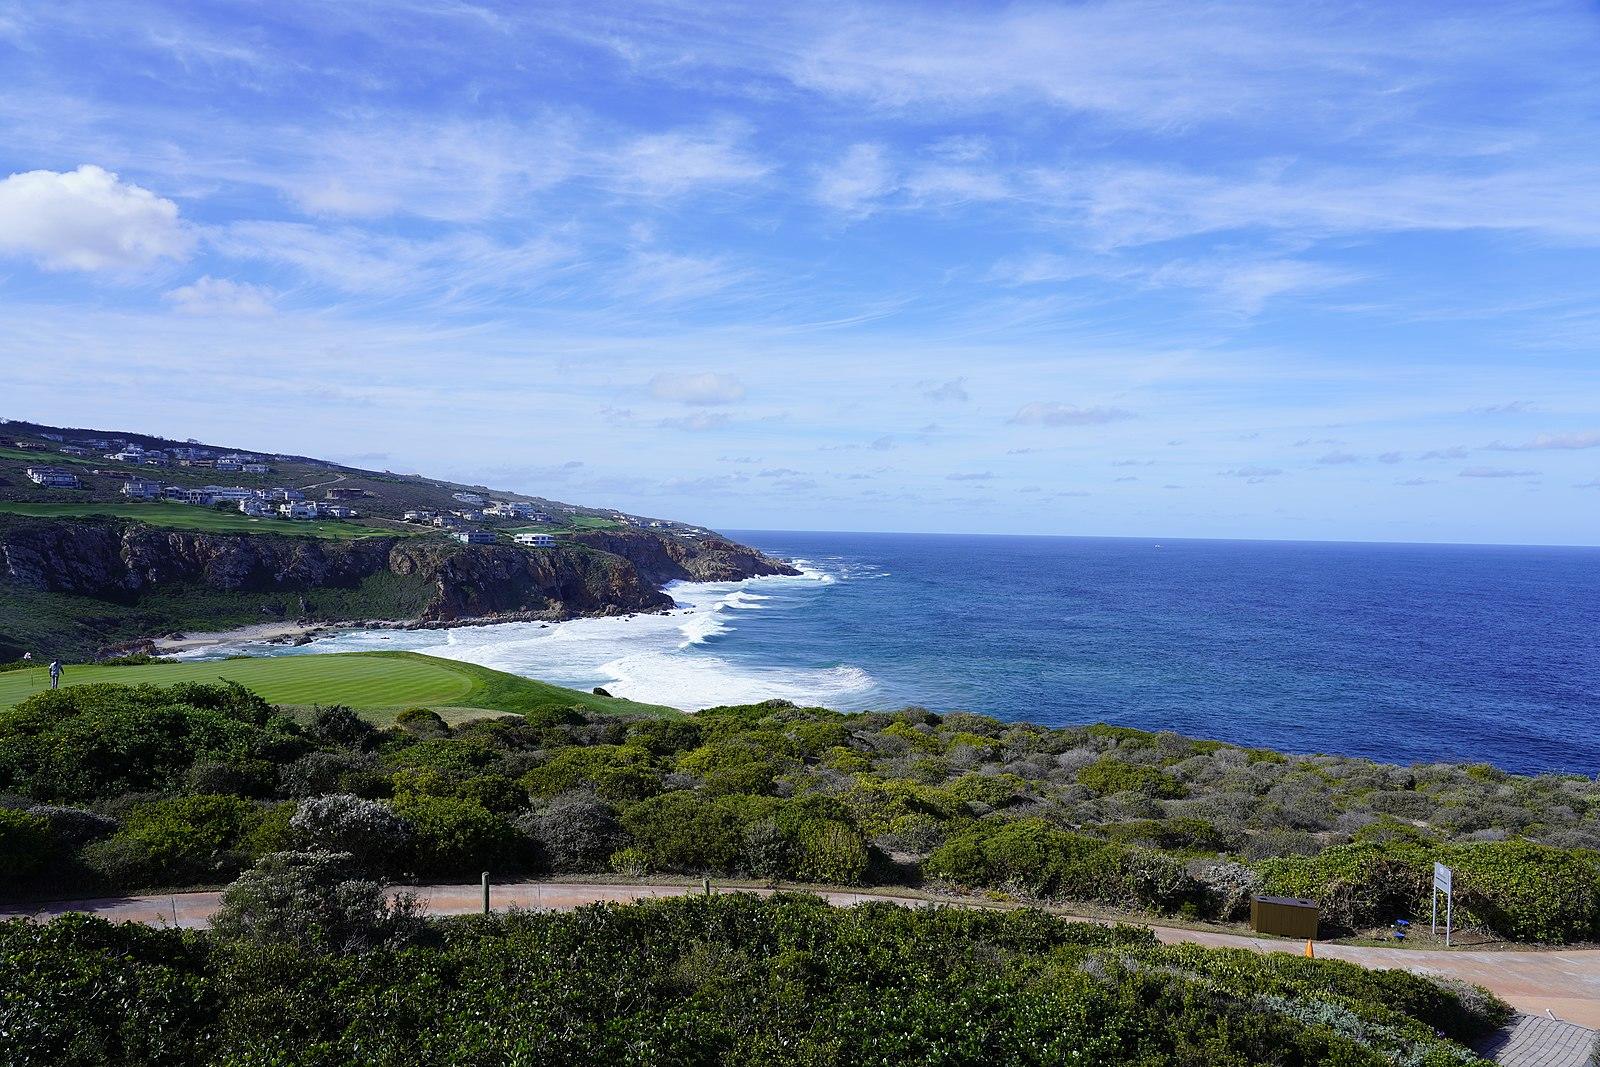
[0,807,54,887]
[393,707,449,738]
[1077,757,1186,798]
[1256,843,1431,933]
[520,745,662,803]
[0,894,1509,1066]
[1445,840,1600,943]
[85,794,263,889]
[620,792,747,872]
[927,818,1196,911]
[390,794,520,877]
[210,850,421,951]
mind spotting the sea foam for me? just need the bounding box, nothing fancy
[181,561,876,711]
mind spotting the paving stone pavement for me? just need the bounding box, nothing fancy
[1475,1014,1598,1067]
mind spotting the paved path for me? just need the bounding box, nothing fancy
[1473,1015,1598,1067]
[9,881,1600,1031]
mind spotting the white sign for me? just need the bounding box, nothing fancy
[1433,862,1455,946]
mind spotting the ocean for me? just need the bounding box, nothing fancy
[185,532,1600,775]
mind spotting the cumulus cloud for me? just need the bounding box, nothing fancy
[1008,402,1134,426]
[0,164,190,270]
[1316,451,1361,465]
[1397,477,1438,486]
[649,372,746,406]
[1418,446,1469,460]
[1486,431,1600,451]
[164,276,275,316]
[1377,452,1403,464]
[1460,466,1538,478]
[946,471,994,481]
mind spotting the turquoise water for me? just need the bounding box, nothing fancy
[196,531,1600,774]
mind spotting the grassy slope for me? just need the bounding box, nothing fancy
[0,501,390,539]
[0,650,677,720]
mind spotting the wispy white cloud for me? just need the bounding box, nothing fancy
[164,276,275,316]
[1486,431,1600,451]
[1460,465,1538,478]
[1009,402,1135,426]
[814,143,895,216]
[650,371,747,405]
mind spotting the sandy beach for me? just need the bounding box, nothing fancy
[150,620,345,654]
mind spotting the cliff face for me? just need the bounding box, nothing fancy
[387,540,670,619]
[0,520,789,628]
[571,529,801,584]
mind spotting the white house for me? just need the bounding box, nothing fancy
[26,466,81,488]
[487,501,541,519]
[121,479,163,499]
[403,510,433,523]
[280,501,320,520]
[454,529,497,544]
[321,505,357,519]
[201,486,256,503]
[241,463,271,474]
[214,462,241,472]
[452,491,485,505]
[259,487,305,502]
[238,499,273,517]
[514,532,556,547]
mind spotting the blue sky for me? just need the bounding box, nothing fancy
[1,1,1598,544]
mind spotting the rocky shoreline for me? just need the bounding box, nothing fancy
[2,517,796,660]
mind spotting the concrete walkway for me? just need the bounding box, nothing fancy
[9,881,1600,1031]
[1473,1014,1598,1067]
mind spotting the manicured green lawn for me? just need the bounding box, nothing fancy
[0,501,388,539]
[0,445,104,467]
[0,650,677,720]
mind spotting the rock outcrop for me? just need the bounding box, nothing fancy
[570,529,801,584]
[1,519,792,628]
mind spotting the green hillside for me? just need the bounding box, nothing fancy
[0,650,675,722]
[0,501,391,539]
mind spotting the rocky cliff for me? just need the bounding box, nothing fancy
[0,519,792,645]
[570,529,801,584]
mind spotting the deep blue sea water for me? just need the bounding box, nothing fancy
[195,532,1600,775]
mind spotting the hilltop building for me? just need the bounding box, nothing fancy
[25,466,82,488]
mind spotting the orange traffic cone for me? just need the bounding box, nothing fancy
[1304,939,1315,958]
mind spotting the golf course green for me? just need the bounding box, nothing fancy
[0,651,676,722]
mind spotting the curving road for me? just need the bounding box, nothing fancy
[7,881,1600,1031]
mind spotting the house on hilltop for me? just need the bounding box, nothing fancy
[26,466,82,488]
[121,479,163,499]
[514,532,556,547]
[454,529,496,544]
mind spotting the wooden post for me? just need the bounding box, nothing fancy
[702,876,711,897]
[482,871,490,915]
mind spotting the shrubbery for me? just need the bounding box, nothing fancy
[2,678,1597,945]
[0,894,1511,1067]
[210,850,421,951]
